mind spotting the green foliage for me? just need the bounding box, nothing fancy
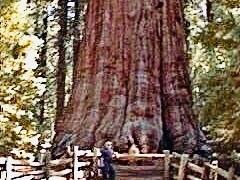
[0,0,81,155]
[186,0,240,153]
[0,0,45,154]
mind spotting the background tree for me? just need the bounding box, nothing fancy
[56,0,68,120]
[0,0,44,154]
[186,0,240,156]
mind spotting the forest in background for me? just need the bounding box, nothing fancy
[0,0,239,161]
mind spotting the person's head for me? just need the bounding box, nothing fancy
[104,141,113,150]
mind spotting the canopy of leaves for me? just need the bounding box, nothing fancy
[186,0,240,155]
[0,0,46,155]
[0,0,83,157]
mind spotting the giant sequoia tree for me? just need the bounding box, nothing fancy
[54,0,205,154]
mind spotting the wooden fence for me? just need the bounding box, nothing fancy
[0,147,239,180]
[169,152,240,180]
[0,146,96,180]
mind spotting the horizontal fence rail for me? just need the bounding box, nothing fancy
[0,147,239,180]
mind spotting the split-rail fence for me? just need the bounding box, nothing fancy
[0,146,239,180]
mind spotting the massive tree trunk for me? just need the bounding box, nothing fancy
[54,0,204,154]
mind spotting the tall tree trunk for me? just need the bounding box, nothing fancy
[54,0,204,154]
[206,0,213,22]
[56,0,68,120]
[72,0,87,86]
[160,0,200,153]
[38,10,48,124]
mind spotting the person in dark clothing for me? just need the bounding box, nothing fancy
[100,141,116,180]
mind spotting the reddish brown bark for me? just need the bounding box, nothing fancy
[54,0,203,154]
[72,0,87,87]
[160,0,200,153]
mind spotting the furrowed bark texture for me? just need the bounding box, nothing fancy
[55,0,201,153]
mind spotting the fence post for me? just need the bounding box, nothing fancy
[6,157,13,180]
[0,157,7,180]
[163,150,170,180]
[39,149,46,164]
[177,154,189,180]
[39,149,47,179]
[73,146,78,180]
[227,166,235,180]
[73,146,86,180]
[93,147,98,178]
[45,150,52,179]
[0,168,6,180]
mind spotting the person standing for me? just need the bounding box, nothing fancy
[100,141,116,180]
